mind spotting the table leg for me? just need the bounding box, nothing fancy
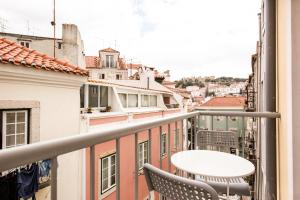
[226,178,230,200]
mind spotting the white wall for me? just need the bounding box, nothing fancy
[0,64,87,200]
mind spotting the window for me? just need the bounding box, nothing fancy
[100,86,108,107]
[216,116,224,121]
[128,94,138,108]
[174,129,179,148]
[2,110,28,149]
[88,85,98,107]
[118,93,127,108]
[80,85,85,108]
[106,55,115,68]
[88,85,109,108]
[101,154,116,193]
[116,74,121,80]
[161,134,167,156]
[57,42,62,49]
[20,41,30,48]
[150,95,157,107]
[138,141,149,169]
[118,93,138,108]
[141,95,149,107]
[99,74,105,79]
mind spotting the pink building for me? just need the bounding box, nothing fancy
[81,58,186,200]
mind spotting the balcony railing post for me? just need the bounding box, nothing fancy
[159,126,162,169]
[90,146,95,200]
[168,124,171,172]
[181,120,184,151]
[186,119,189,150]
[148,129,152,164]
[134,133,138,200]
[242,116,245,157]
[116,138,120,200]
[51,156,58,200]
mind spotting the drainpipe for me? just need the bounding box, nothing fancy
[264,0,277,199]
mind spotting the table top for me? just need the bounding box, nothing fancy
[171,150,255,178]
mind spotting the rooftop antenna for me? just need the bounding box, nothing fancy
[26,20,30,35]
[0,17,8,32]
[51,0,56,58]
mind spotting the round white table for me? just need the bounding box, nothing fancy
[171,150,255,199]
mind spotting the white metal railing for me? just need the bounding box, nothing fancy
[0,111,280,200]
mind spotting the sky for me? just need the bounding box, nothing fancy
[0,0,261,80]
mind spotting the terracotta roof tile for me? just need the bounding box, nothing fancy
[200,96,245,107]
[0,38,88,76]
[99,47,119,53]
[85,56,100,68]
[126,63,142,70]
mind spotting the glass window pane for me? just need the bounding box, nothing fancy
[128,94,138,107]
[100,86,108,107]
[16,134,25,145]
[111,175,116,185]
[80,85,85,108]
[102,179,108,191]
[88,85,99,107]
[150,95,157,107]
[111,155,115,165]
[6,135,16,147]
[17,123,25,134]
[118,93,127,108]
[141,95,149,107]
[6,113,15,123]
[6,124,15,135]
[17,112,25,122]
[102,158,108,169]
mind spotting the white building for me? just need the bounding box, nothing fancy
[0,24,86,68]
[0,37,88,200]
[86,48,128,80]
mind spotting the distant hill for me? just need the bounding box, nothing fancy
[174,76,247,88]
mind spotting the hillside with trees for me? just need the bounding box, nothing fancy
[175,76,247,88]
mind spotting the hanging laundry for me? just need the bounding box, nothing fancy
[17,163,39,200]
[38,159,51,177]
[0,172,18,200]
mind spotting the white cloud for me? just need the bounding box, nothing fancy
[0,0,260,80]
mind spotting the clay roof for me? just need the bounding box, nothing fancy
[0,38,88,76]
[99,47,119,53]
[118,58,126,70]
[200,96,245,107]
[85,56,100,68]
[126,63,142,70]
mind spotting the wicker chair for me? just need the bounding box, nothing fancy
[143,163,219,200]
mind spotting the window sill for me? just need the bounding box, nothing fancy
[100,185,116,200]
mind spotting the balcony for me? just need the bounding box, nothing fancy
[0,111,280,200]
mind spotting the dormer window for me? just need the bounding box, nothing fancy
[20,41,30,48]
[106,55,115,68]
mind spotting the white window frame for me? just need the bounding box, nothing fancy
[88,85,108,108]
[141,94,150,107]
[118,93,138,108]
[2,110,28,149]
[161,134,167,156]
[149,95,158,107]
[138,141,149,170]
[100,154,116,194]
[106,55,115,68]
